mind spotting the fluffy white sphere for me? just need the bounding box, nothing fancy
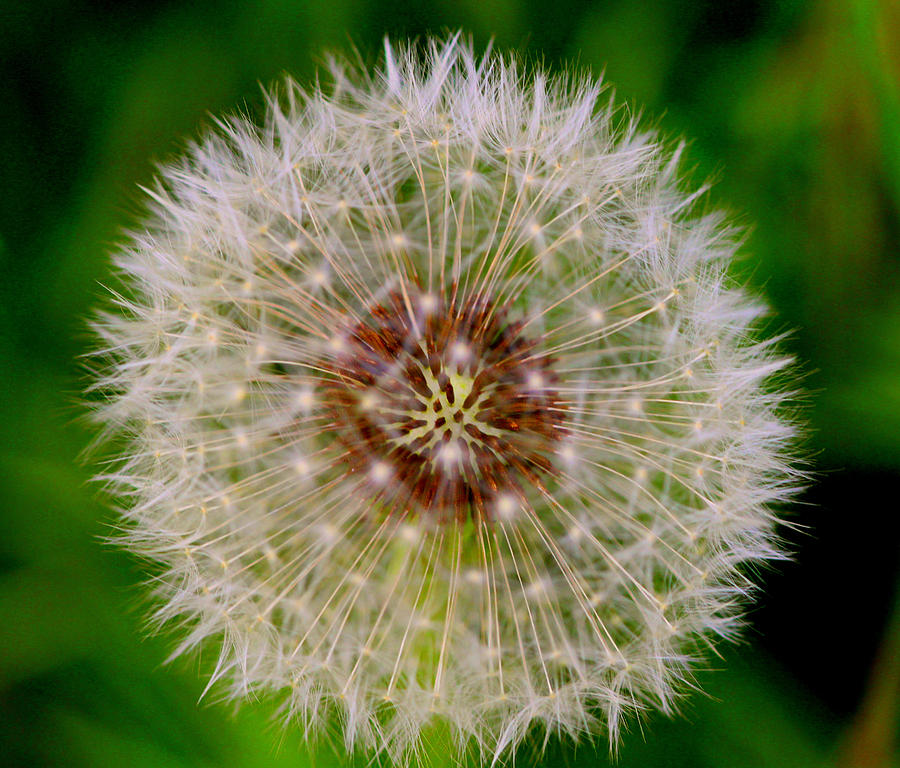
[92,34,801,765]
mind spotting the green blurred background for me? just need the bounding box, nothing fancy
[1,0,899,765]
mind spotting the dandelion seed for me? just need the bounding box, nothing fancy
[90,34,802,765]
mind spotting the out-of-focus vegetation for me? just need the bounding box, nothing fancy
[1,0,898,765]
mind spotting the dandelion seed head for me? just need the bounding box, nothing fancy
[91,33,802,765]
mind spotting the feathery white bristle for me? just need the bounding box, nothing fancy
[90,34,802,766]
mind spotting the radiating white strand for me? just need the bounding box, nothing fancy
[90,33,802,766]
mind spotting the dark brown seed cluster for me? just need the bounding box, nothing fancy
[322,289,565,522]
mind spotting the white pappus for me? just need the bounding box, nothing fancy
[89,33,803,766]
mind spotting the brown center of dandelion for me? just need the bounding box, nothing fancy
[323,289,564,522]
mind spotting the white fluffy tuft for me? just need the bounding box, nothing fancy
[89,34,803,765]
